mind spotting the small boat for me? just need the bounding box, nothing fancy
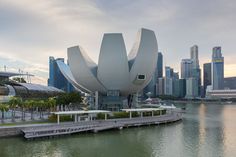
[226,101,232,104]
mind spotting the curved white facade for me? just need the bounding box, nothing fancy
[58,28,158,96]
[97,33,130,94]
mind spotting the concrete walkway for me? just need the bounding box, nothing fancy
[21,112,182,139]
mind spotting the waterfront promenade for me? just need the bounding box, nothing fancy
[21,112,182,139]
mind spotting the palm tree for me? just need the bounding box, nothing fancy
[37,100,45,119]
[0,103,9,123]
[17,99,25,121]
[48,97,56,112]
[8,97,22,122]
[25,100,35,120]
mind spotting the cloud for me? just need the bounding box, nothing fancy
[0,0,236,85]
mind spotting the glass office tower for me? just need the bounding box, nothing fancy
[48,56,74,93]
[212,47,224,90]
[203,63,211,96]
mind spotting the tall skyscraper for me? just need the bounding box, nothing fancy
[165,66,173,78]
[181,45,201,98]
[181,59,193,79]
[212,47,224,90]
[164,77,173,95]
[190,45,201,96]
[190,45,199,69]
[203,63,211,96]
[157,52,163,78]
[186,78,199,98]
[164,66,174,96]
[154,52,163,96]
[158,78,165,95]
[48,56,74,93]
[173,79,186,98]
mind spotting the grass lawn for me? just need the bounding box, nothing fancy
[0,120,53,127]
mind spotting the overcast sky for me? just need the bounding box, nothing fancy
[0,0,236,85]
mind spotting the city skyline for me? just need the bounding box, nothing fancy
[1,0,236,85]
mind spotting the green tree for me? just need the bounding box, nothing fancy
[47,97,56,112]
[12,77,27,83]
[8,97,22,122]
[25,100,35,120]
[56,92,82,111]
[0,103,9,123]
[17,99,25,121]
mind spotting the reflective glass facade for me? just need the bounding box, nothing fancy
[212,47,224,90]
[48,56,74,93]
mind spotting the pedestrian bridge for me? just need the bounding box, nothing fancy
[21,112,182,139]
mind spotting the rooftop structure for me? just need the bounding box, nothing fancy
[0,71,34,78]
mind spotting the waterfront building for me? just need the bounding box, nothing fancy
[57,28,158,110]
[162,66,174,96]
[179,79,187,98]
[173,79,179,98]
[157,78,165,95]
[212,47,224,90]
[224,77,236,89]
[164,77,173,95]
[181,59,193,79]
[173,79,186,98]
[186,78,199,99]
[206,88,236,99]
[190,45,201,97]
[203,63,212,97]
[181,45,201,97]
[0,71,63,102]
[48,56,74,93]
[154,52,163,96]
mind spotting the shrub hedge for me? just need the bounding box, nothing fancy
[48,114,73,122]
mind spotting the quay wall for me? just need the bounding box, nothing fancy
[0,127,23,137]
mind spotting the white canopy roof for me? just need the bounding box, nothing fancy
[52,110,110,115]
[121,108,164,112]
[160,105,176,109]
[19,83,63,92]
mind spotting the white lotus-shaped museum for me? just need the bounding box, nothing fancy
[57,28,158,96]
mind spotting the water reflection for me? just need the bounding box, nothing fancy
[0,103,236,157]
[222,105,236,157]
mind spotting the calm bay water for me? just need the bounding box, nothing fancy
[0,102,236,157]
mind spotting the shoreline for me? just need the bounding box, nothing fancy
[0,113,182,139]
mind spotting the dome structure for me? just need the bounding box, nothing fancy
[57,28,158,96]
